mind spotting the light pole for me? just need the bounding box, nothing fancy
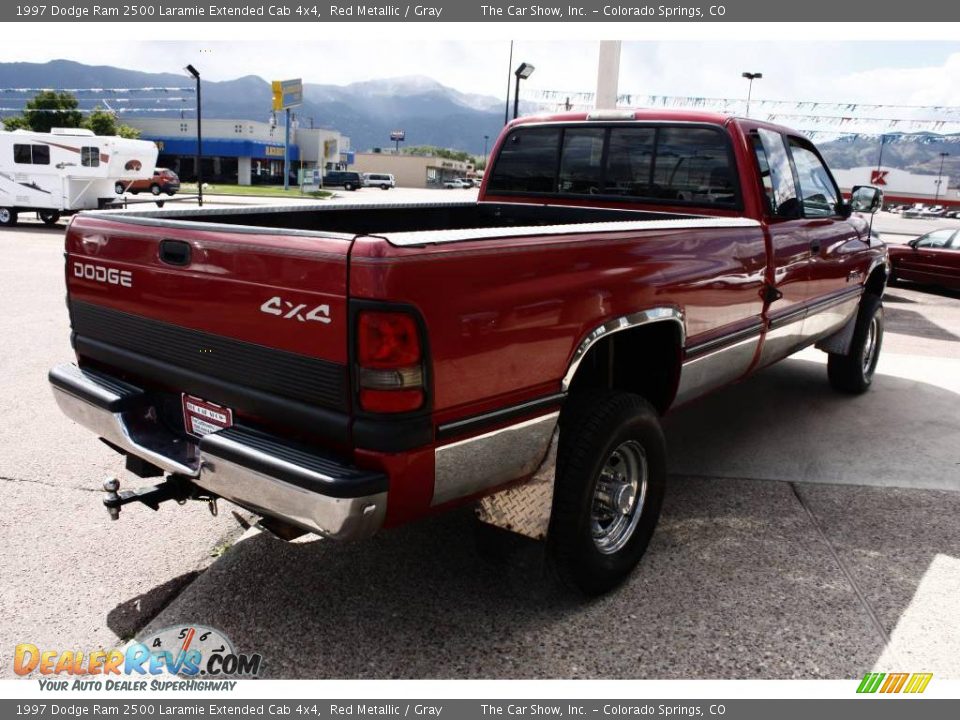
[483,135,489,170]
[184,64,202,206]
[935,151,949,203]
[513,62,535,120]
[741,72,762,119]
[503,40,514,126]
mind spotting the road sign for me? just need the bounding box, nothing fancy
[390,130,406,141]
[272,79,303,111]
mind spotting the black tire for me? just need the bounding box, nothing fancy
[114,182,125,195]
[828,295,883,394]
[380,184,389,190]
[548,392,666,595]
[0,208,17,227]
[166,190,176,197]
[38,210,60,226]
[344,183,355,191]
[150,184,161,196]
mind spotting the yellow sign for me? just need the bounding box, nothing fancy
[271,79,303,111]
[264,146,285,157]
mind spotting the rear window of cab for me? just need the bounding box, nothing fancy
[487,122,740,209]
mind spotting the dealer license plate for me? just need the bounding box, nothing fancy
[181,394,234,438]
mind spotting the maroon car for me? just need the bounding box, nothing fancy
[888,228,960,290]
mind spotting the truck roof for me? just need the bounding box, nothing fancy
[507,108,804,139]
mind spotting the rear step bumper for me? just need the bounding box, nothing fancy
[48,363,388,540]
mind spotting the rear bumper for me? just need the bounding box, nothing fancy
[48,363,387,540]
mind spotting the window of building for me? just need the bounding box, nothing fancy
[180,123,188,133]
[81,146,99,168]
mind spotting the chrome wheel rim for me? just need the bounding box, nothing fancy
[862,315,879,374]
[591,440,648,555]
[0,209,10,224]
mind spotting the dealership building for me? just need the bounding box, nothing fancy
[350,150,474,188]
[833,166,958,206]
[127,117,352,185]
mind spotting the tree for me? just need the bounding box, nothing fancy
[21,91,83,133]
[1,115,30,131]
[83,107,142,139]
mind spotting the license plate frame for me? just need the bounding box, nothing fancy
[181,394,234,438]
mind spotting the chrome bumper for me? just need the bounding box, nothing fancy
[48,364,387,540]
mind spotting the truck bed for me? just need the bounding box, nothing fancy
[89,200,713,243]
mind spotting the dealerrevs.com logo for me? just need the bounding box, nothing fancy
[857,672,933,694]
[14,625,261,691]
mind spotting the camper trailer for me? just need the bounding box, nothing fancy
[0,128,158,227]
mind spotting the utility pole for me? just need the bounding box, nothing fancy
[503,40,514,126]
[184,64,202,206]
[935,151,949,203]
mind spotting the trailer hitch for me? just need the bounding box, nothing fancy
[102,474,214,520]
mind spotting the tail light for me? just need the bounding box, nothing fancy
[356,310,425,413]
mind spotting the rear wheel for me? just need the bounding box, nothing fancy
[828,295,883,394]
[548,392,666,595]
[0,208,17,227]
[114,182,125,195]
[38,210,60,226]
[150,184,161,196]
[344,182,355,191]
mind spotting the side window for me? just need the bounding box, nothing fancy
[755,129,800,218]
[487,127,560,194]
[915,229,954,249]
[13,144,31,164]
[81,147,99,168]
[653,127,736,204]
[32,145,50,165]
[558,128,605,194]
[787,138,840,217]
[603,127,655,197]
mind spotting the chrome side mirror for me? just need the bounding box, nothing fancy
[851,185,883,214]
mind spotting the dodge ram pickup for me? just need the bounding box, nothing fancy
[50,110,888,594]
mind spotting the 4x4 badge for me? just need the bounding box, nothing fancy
[260,296,331,324]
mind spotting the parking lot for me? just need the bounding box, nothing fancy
[0,201,958,679]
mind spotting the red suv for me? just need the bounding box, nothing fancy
[116,168,180,196]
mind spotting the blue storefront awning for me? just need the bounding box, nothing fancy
[146,136,300,162]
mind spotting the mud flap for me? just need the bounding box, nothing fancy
[475,428,558,541]
[815,304,860,355]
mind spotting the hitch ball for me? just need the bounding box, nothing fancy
[103,477,121,520]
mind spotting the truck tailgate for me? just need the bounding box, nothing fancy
[64,213,353,443]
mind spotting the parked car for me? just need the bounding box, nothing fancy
[888,228,960,290]
[323,171,363,191]
[49,109,888,595]
[117,167,180,197]
[443,178,472,189]
[363,173,396,190]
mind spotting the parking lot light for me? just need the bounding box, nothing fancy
[513,63,535,120]
[935,152,949,203]
[742,72,762,119]
[184,64,203,207]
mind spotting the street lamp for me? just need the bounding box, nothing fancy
[741,72,762,119]
[513,62,535,120]
[935,151,949,203]
[483,134,489,169]
[184,64,202,207]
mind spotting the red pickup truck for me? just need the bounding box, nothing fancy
[49,110,888,594]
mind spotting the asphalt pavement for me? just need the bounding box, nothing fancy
[0,203,958,680]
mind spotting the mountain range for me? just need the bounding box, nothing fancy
[0,60,506,155]
[1,59,956,182]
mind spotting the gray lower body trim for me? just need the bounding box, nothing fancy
[432,411,559,507]
[675,333,761,406]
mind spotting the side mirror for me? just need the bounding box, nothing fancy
[850,185,883,214]
[908,238,920,249]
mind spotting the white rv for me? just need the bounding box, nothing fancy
[0,128,158,227]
